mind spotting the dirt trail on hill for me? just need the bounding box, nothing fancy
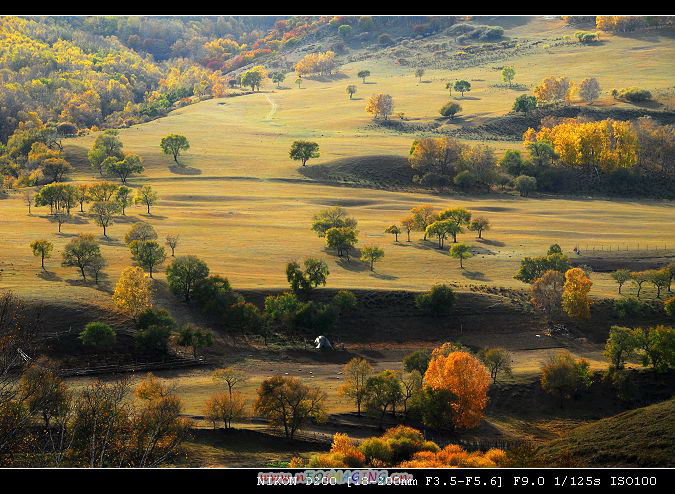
[264,94,278,120]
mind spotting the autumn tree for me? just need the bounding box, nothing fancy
[531,270,565,323]
[130,240,166,278]
[212,368,248,398]
[360,245,384,271]
[409,137,464,178]
[88,182,119,202]
[534,76,572,105]
[384,225,401,242]
[540,351,592,408]
[578,77,601,104]
[125,222,157,245]
[562,268,593,319]
[42,158,72,183]
[30,239,53,271]
[253,376,327,439]
[450,244,472,269]
[400,215,415,242]
[135,185,158,214]
[203,392,248,429]
[289,141,320,166]
[479,348,513,384]
[365,93,394,120]
[160,134,190,165]
[338,357,373,416]
[112,266,152,319]
[62,234,102,281]
[423,351,490,429]
[18,358,69,428]
[166,255,210,302]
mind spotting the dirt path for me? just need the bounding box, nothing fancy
[264,93,278,120]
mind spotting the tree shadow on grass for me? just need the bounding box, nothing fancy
[169,164,202,175]
[336,257,370,272]
[370,272,398,280]
[114,215,141,224]
[65,277,113,293]
[99,236,124,246]
[461,270,490,281]
[477,238,505,247]
[37,271,61,282]
[139,213,168,220]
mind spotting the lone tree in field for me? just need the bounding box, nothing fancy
[540,351,592,409]
[112,266,152,319]
[502,66,515,87]
[254,375,327,439]
[166,233,180,256]
[62,234,102,281]
[450,244,473,268]
[295,77,302,89]
[611,269,631,294]
[289,141,320,166]
[357,70,371,83]
[479,347,513,384]
[439,102,462,119]
[365,93,394,120]
[23,191,33,215]
[415,68,425,82]
[385,225,401,242]
[160,134,190,165]
[468,217,490,239]
[130,240,166,278]
[360,245,384,271]
[31,239,53,271]
[271,72,286,88]
[166,255,210,302]
[125,222,157,245]
[90,201,119,237]
[135,185,158,214]
[346,84,357,99]
[454,80,471,98]
[338,357,373,416]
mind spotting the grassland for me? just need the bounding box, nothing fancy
[1,17,674,466]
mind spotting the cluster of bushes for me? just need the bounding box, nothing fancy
[612,87,653,103]
[447,23,504,43]
[575,31,600,43]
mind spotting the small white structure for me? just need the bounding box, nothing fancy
[314,335,333,350]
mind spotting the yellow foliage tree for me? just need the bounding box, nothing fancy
[423,351,490,429]
[112,266,152,319]
[562,268,592,319]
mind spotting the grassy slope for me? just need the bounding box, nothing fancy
[536,398,675,467]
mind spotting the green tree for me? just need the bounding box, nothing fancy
[415,68,425,82]
[88,129,123,176]
[439,102,461,119]
[103,154,144,183]
[346,85,357,99]
[364,370,403,428]
[338,24,353,38]
[79,322,116,349]
[453,80,471,97]
[271,72,286,88]
[604,326,637,369]
[130,240,166,278]
[166,256,210,302]
[360,245,384,271]
[338,357,373,416]
[62,234,102,281]
[289,141,320,166]
[326,227,358,259]
[513,94,537,113]
[468,217,490,239]
[514,175,537,197]
[30,239,53,271]
[135,185,158,214]
[385,225,401,242]
[125,222,157,245]
[515,252,570,284]
[311,207,358,237]
[611,269,632,294]
[540,351,592,408]
[115,186,133,215]
[286,258,330,295]
[449,244,473,268]
[177,325,213,359]
[479,348,513,383]
[160,134,190,164]
[415,284,455,317]
[403,350,431,375]
[357,70,371,83]
[502,66,516,87]
[90,201,119,237]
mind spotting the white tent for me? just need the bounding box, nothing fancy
[314,335,333,350]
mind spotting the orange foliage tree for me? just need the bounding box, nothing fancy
[562,268,593,320]
[423,351,490,429]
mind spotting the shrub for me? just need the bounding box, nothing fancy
[79,322,116,349]
[514,175,537,197]
[333,290,357,314]
[453,170,477,189]
[614,297,644,318]
[618,87,652,102]
[378,33,394,46]
[665,296,675,319]
[415,284,455,316]
[439,102,461,118]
